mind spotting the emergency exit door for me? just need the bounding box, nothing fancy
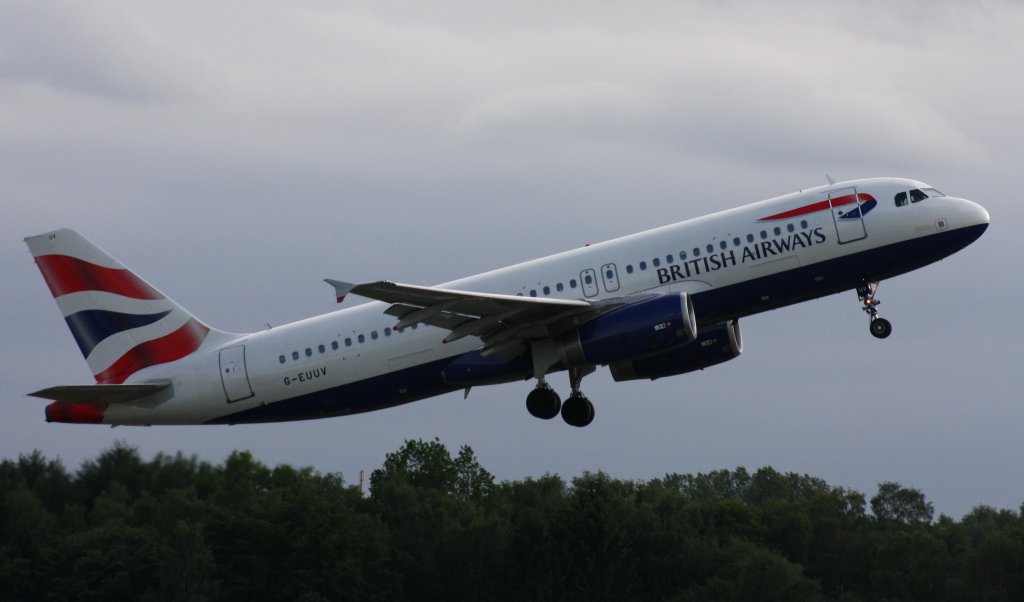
[219,345,254,403]
[829,187,868,244]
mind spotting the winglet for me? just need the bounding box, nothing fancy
[324,279,356,304]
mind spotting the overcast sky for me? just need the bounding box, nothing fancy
[2,0,1020,517]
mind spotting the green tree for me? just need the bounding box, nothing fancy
[370,437,494,500]
[871,482,934,525]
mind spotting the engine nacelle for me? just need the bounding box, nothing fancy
[559,293,697,365]
[608,319,742,381]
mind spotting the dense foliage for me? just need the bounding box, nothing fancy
[1,439,1021,601]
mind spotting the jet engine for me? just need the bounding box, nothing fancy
[608,319,742,381]
[557,292,697,365]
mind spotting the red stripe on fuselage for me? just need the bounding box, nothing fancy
[758,193,876,221]
[34,255,163,300]
[93,319,209,384]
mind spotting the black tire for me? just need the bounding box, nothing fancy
[527,387,561,419]
[870,318,893,339]
[561,394,594,427]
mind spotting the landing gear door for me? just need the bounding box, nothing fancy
[829,187,867,244]
[219,345,254,403]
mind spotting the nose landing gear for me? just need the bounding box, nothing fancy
[857,282,892,339]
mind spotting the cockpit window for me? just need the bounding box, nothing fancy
[895,187,944,207]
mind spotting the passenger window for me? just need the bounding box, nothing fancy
[665,254,673,264]
[787,224,795,233]
[570,279,577,288]
[305,348,312,357]
[719,241,727,250]
[747,234,754,243]
[318,344,325,354]
[800,220,808,229]
[693,247,700,257]
[680,251,687,260]
[639,261,647,270]
[371,331,378,340]
[733,237,740,247]
[557,282,564,291]
[331,341,339,350]
[385,328,392,336]
[279,355,286,364]
[292,351,299,360]
[357,334,365,343]
[626,265,634,274]
[584,274,593,284]
[773,227,781,236]
[706,244,713,254]
[653,258,660,267]
[760,231,768,240]
[543,286,550,295]
[345,338,352,347]
[530,290,537,297]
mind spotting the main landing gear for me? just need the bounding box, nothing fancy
[857,281,892,339]
[526,367,595,427]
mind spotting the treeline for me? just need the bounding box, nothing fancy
[1,440,1021,601]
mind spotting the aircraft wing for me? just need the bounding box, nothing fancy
[28,382,171,406]
[325,279,616,357]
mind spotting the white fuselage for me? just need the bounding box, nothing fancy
[101,177,989,425]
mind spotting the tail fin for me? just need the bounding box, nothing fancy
[25,228,231,384]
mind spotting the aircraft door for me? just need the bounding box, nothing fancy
[219,345,254,403]
[829,187,868,244]
[600,263,620,292]
[580,268,599,297]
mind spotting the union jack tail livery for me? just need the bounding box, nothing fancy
[25,229,222,385]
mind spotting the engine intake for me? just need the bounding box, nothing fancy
[608,319,742,381]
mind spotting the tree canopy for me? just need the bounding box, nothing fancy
[0,440,1021,601]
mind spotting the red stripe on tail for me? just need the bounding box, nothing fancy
[35,255,163,300]
[45,401,107,424]
[94,319,210,384]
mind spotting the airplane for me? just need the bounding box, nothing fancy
[25,177,989,427]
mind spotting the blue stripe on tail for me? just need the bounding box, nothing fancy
[64,310,172,357]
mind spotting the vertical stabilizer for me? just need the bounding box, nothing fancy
[25,228,234,384]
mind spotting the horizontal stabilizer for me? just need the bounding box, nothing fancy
[28,382,172,405]
[324,279,356,304]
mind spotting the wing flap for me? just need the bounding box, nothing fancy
[327,279,603,349]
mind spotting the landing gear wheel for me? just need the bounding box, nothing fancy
[870,318,892,339]
[560,393,595,428]
[526,386,561,420]
[857,281,892,339]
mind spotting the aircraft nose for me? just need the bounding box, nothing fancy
[960,198,990,228]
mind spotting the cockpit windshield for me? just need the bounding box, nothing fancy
[894,187,945,207]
